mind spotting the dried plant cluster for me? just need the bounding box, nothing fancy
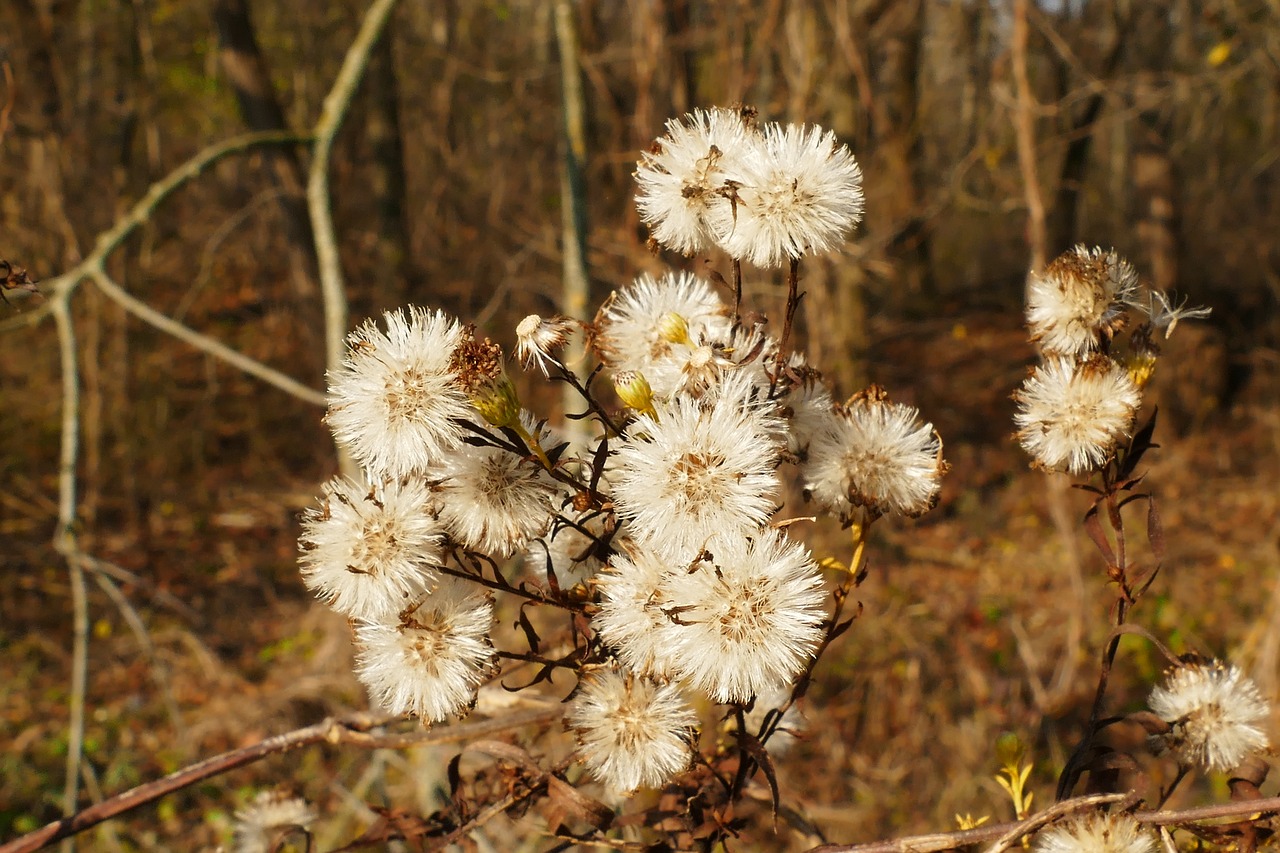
[280,109,1269,850]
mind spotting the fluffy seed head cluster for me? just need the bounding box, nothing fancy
[568,668,697,793]
[1015,246,1209,475]
[326,308,470,478]
[233,791,317,853]
[635,107,863,266]
[1014,356,1142,474]
[1147,659,1271,771]
[803,386,947,522]
[1034,813,1157,853]
[299,477,442,621]
[300,108,951,800]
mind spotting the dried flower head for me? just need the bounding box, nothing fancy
[568,668,698,793]
[515,314,577,377]
[1014,356,1142,474]
[1148,659,1271,771]
[299,477,442,622]
[635,106,762,256]
[1027,246,1139,356]
[663,529,826,703]
[233,790,317,853]
[1034,813,1157,853]
[326,308,470,478]
[594,545,681,679]
[611,392,781,557]
[594,272,732,395]
[433,416,562,558]
[354,579,496,722]
[803,386,946,521]
[710,122,864,268]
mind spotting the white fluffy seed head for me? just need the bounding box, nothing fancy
[354,579,496,723]
[232,791,317,853]
[1014,356,1142,474]
[1026,245,1139,357]
[635,107,763,256]
[432,416,561,558]
[299,477,442,622]
[1148,659,1271,772]
[611,392,782,557]
[1034,813,1157,853]
[593,546,682,679]
[515,314,577,377]
[803,386,946,521]
[594,272,732,397]
[326,307,471,478]
[568,668,698,794]
[709,122,864,268]
[664,529,827,704]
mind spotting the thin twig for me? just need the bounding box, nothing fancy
[0,707,563,853]
[1011,0,1047,271]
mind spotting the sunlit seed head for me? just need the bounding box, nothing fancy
[1027,245,1139,356]
[515,313,577,377]
[803,385,946,521]
[593,546,682,679]
[709,122,864,268]
[325,307,471,478]
[299,477,442,622]
[568,667,698,794]
[1014,356,1141,475]
[635,107,764,256]
[1034,813,1157,853]
[1148,659,1271,772]
[354,579,496,723]
[232,791,317,853]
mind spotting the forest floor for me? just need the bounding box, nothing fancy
[2,307,1278,851]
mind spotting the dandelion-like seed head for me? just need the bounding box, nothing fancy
[299,477,442,622]
[1014,356,1142,474]
[568,667,698,794]
[635,106,762,256]
[710,122,864,268]
[1034,813,1157,853]
[803,385,946,521]
[326,307,471,478]
[593,546,681,678]
[1027,246,1139,356]
[515,314,577,377]
[664,529,827,703]
[611,392,781,556]
[232,791,317,853]
[1137,290,1212,341]
[354,579,496,722]
[433,416,562,558]
[1148,659,1271,772]
[593,272,732,394]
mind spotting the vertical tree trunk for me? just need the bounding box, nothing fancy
[213,0,319,299]
[363,28,412,307]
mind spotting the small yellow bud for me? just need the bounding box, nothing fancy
[656,311,690,345]
[613,370,656,418]
[471,375,522,429]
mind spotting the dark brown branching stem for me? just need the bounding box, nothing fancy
[780,257,801,354]
[732,258,743,318]
[434,562,584,612]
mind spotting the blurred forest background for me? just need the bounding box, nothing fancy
[2,0,1279,849]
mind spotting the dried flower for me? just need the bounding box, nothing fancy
[1026,246,1139,357]
[664,529,826,703]
[1014,356,1141,474]
[326,308,471,478]
[803,386,946,521]
[299,477,442,622]
[233,791,317,853]
[568,668,697,793]
[515,314,577,377]
[611,391,781,557]
[635,107,762,256]
[709,122,864,268]
[354,579,496,722]
[594,545,681,679]
[1148,659,1270,771]
[433,416,562,558]
[1034,813,1157,853]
